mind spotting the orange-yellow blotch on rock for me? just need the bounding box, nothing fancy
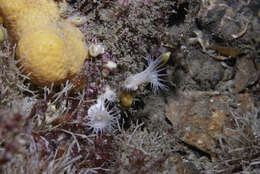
[0,0,88,86]
[120,91,133,108]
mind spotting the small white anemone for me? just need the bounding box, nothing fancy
[67,12,88,27]
[86,97,119,135]
[88,44,105,57]
[124,55,168,93]
[98,85,117,103]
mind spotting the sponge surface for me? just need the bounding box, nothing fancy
[0,0,88,86]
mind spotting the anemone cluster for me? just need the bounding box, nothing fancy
[85,55,168,136]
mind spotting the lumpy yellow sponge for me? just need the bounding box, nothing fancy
[0,0,88,86]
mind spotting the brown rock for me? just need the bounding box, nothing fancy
[165,91,256,158]
[232,56,258,93]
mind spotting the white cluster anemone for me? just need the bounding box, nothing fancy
[98,85,117,103]
[123,56,168,93]
[86,96,119,135]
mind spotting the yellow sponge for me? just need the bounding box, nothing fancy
[0,0,88,86]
